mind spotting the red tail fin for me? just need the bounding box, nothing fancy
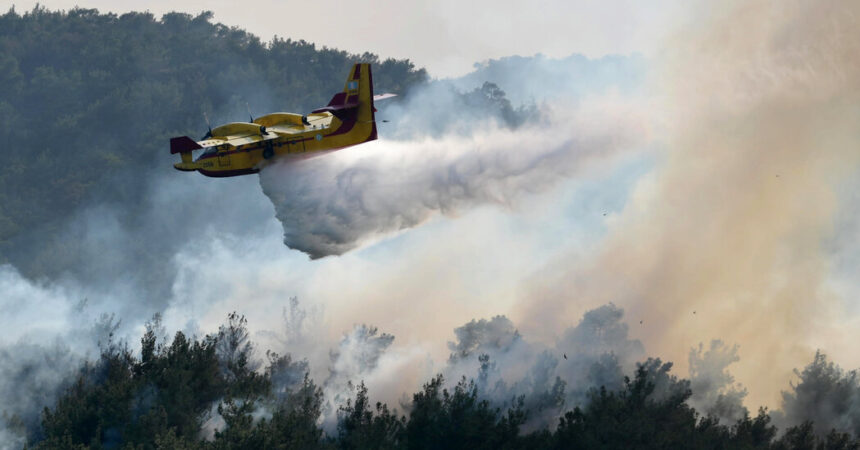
[170,136,202,154]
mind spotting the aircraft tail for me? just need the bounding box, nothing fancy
[349,63,375,126]
[313,63,377,142]
[170,136,202,165]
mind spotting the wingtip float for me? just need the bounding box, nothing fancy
[170,63,396,178]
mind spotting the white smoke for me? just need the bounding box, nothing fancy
[0,53,652,443]
[320,324,395,431]
[688,340,748,424]
[433,304,645,429]
[0,265,122,447]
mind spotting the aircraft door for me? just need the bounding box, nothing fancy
[289,139,305,154]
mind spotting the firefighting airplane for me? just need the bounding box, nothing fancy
[170,63,394,177]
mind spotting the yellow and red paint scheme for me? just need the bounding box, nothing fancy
[171,63,380,177]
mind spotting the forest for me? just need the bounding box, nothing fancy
[2,6,859,449]
[24,312,860,449]
[0,6,427,280]
[0,6,532,303]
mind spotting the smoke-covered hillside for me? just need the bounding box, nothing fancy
[0,6,427,301]
[22,305,860,449]
[1,2,859,449]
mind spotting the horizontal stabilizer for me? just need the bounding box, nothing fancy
[373,93,397,102]
[312,92,360,114]
[170,136,202,154]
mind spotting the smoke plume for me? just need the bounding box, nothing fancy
[0,265,125,445]
[688,340,748,424]
[2,1,859,443]
[516,0,860,413]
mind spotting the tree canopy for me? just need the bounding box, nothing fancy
[20,313,860,449]
[0,6,426,274]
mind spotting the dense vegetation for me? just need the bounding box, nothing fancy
[20,313,860,449]
[0,6,426,277]
[0,7,534,304]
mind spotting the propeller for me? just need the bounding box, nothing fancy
[201,111,213,140]
[245,102,254,123]
[247,102,267,135]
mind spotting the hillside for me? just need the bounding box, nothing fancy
[0,7,426,274]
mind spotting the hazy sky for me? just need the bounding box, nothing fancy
[7,0,698,77]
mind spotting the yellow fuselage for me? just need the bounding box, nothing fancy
[172,63,377,177]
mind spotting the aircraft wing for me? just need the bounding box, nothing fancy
[373,93,397,101]
[202,121,284,147]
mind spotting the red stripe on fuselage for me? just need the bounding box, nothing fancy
[325,119,356,137]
